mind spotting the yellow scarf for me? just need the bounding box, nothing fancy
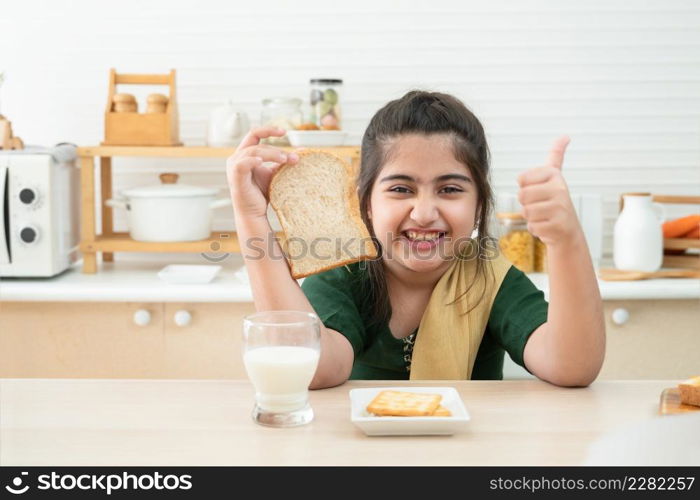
[409,244,512,380]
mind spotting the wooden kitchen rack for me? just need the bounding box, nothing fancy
[619,194,700,270]
[77,145,361,273]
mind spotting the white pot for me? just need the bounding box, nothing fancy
[106,173,230,242]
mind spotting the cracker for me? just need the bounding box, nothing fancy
[366,390,442,417]
[432,405,452,417]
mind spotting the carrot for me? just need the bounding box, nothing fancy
[663,214,700,238]
[683,225,700,239]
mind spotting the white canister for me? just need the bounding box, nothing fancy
[613,193,665,272]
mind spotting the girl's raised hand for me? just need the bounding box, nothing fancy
[517,136,582,247]
[226,126,299,219]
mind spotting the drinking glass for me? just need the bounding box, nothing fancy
[242,310,321,427]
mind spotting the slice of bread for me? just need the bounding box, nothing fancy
[678,376,700,407]
[269,149,378,279]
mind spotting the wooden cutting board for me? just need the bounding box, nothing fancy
[659,388,700,415]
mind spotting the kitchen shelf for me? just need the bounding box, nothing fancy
[77,145,361,274]
[619,194,700,270]
[83,232,242,253]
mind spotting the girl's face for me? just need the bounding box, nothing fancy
[368,133,479,278]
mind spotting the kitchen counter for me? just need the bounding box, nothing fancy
[1,378,693,466]
[1,257,698,302]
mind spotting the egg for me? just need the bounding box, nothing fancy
[320,113,338,128]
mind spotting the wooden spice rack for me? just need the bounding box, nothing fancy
[619,194,700,270]
[103,69,181,146]
[77,145,360,273]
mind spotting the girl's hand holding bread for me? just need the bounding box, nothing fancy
[517,136,582,247]
[226,126,299,219]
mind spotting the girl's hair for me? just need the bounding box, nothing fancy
[357,90,495,328]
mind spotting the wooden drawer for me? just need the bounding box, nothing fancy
[0,301,255,379]
[598,299,700,379]
[0,302,165,378]
[162,302,253,379]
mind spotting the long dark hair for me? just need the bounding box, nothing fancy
[357,90,495,328]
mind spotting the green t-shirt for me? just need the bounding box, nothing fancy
[300,261,548,380]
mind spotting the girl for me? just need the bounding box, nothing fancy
[227,90,605,388]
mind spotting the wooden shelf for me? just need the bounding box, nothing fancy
[664,237,700,250]
[78,145,360,273]
[80,231,239,253]
[77,145,361,158]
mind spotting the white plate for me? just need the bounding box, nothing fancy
[349,387,470,436]
[157,265,222,284]
[286,130,347,147]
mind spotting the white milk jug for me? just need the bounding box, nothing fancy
[613,193,665,272]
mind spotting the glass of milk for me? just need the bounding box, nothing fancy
[243,310,321,427]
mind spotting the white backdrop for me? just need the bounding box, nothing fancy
[2,0,699,258]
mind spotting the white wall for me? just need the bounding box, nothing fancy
[2,0,699,259]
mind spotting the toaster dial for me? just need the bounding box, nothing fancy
[19,225,39,244]
[19,188,38,206]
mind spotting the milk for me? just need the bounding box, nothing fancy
[244,346,320,412]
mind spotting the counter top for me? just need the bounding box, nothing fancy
[1,378,694,466]
[1,257,699,302]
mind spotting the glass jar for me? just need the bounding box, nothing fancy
[534,237,547,273]
[309,78,342,130]
[496,212,535,273]
[260,97,303,146]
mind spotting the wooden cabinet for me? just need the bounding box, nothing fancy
[0,301,254,379]
[1,299,697,380]
[503,299,700,380]
[598,299,700,379]
[162,302,252,379]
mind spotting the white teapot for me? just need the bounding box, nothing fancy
[207,100,250,147]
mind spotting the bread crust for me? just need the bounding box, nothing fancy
[269,149,378,279]
[678,376,700,407]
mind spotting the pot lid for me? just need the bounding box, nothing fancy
[122,173,218,198]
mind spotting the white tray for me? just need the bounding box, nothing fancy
[349,387,470,436]
[157,265,222,284]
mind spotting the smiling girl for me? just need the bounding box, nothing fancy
[227,90,605,388]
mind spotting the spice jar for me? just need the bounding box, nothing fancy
[496,212,535,273]
[260,97,303,146]
[146,93,168,113]
[113,93,137,113]
[309,78,342,130]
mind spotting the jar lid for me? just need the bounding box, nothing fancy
[122,173,218,198]
[496,212,526,221]
[310,78,343,84]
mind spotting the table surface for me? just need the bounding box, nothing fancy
[0,378,682,466]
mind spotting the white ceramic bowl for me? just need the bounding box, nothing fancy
[286,130,347,147]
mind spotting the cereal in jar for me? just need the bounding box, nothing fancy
[496,212,535,273]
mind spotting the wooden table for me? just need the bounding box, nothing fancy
[0,379,680,466]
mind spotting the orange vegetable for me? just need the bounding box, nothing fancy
[663,215,700,238]
[683,225,700,239]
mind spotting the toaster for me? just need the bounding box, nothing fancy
[0,145,80,277]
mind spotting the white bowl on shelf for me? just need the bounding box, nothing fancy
[157,265,222,284]
[286,130,347,147]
